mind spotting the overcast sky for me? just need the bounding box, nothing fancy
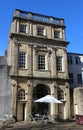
[0,0,83,55]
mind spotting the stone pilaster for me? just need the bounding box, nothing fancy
[12,80,17,117]
[25,80,33,122]
[50,82,58,121]
[65,82,70,119]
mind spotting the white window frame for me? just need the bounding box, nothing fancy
[58,89,65,101]
[18,51,27,69]
[54,29,61,39]
[19,24,27,33]
[37,52,47,71]
[17,89,25,101]
[56,56,63,72]
[37,26,46,36]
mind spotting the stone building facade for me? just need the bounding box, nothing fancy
[1,9,71,121]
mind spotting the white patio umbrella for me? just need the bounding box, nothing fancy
[34,95,62,103]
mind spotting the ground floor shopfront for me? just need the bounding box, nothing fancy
[11,77,71,121]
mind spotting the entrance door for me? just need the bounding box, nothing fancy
[17,103,25,121]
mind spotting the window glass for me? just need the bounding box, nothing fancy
[56,56,62,72]
[69,73,74,84]
[37,27,44,36]
[68,56,73,64]
[19,24,26,33]
[77,74,82,84]
[17,89,25,100]
[38,55,45,70]
[58,89,64,101]
[54,30,60,38]
[19,52,26,69]
[75,56,81,65]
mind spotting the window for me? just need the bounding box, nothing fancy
[37,27,44,36]
[38,55,45,70]
[54,30,60,38]
[75,56,81,65]
[19,52,26,69]
[17,89,25,100]
[19,24,26,33]
[58,89,64,101]
[69,73,74,84]
[56,56,62,72]
[68,56,73,64]
[77,74,82,84]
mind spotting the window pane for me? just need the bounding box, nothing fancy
[77,74,82,84]
[37,27,44,36]
[68,56,73,64]
[69,73,74,84]
[56,57,62,72]
[17,89,25,100]
[19,52,26,68]
[58,89,64,101]
[38,55,45,70]
[54,30,60,38]
[19,24,26,33]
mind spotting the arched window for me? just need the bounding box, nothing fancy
[17,89,25,100]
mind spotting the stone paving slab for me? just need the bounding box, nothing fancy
[0,121,83,130]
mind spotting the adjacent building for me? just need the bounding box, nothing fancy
[68,53,83,117]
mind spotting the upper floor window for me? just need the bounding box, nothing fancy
[37,26,46,36]
[54,30,60,39]
[75,56,81,65]
[38,54,45,70]
[17,89,25,100]
[56,56,63,72]
[68,56,73,64]
[77,74,82,84]
[19,24,26,33]
[19,51,26,69]
[69,73,74,84]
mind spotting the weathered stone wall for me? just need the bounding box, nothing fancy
[0,57,12,115]
[74,87,83,115]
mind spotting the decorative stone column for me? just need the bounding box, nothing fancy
[25,80,33,122]
[50,82,58,121]
[65,82,70,119]
[12,80,17,118]
[63,48,69,78]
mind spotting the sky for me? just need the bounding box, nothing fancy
[0,0,83,56]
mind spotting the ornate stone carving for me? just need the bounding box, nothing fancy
[26,80,32,87]
[12,80,17,87]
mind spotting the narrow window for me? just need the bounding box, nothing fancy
[69,73,74,84]
[75,56,81,65]
[19,52,26,69]
[54,30,60,39]
[38,55,45,70]
[37,27,44,36]
[56,56,62,72]
[17,89,25,100]
[19,24,26,33]
[77,74,82,84]
[68,56,73,64]
[58,89,64,101]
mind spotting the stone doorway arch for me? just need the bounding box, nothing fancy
[32,84,50,116]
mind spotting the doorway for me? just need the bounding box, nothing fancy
[17,103,25,121]
[32,84,50,115]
